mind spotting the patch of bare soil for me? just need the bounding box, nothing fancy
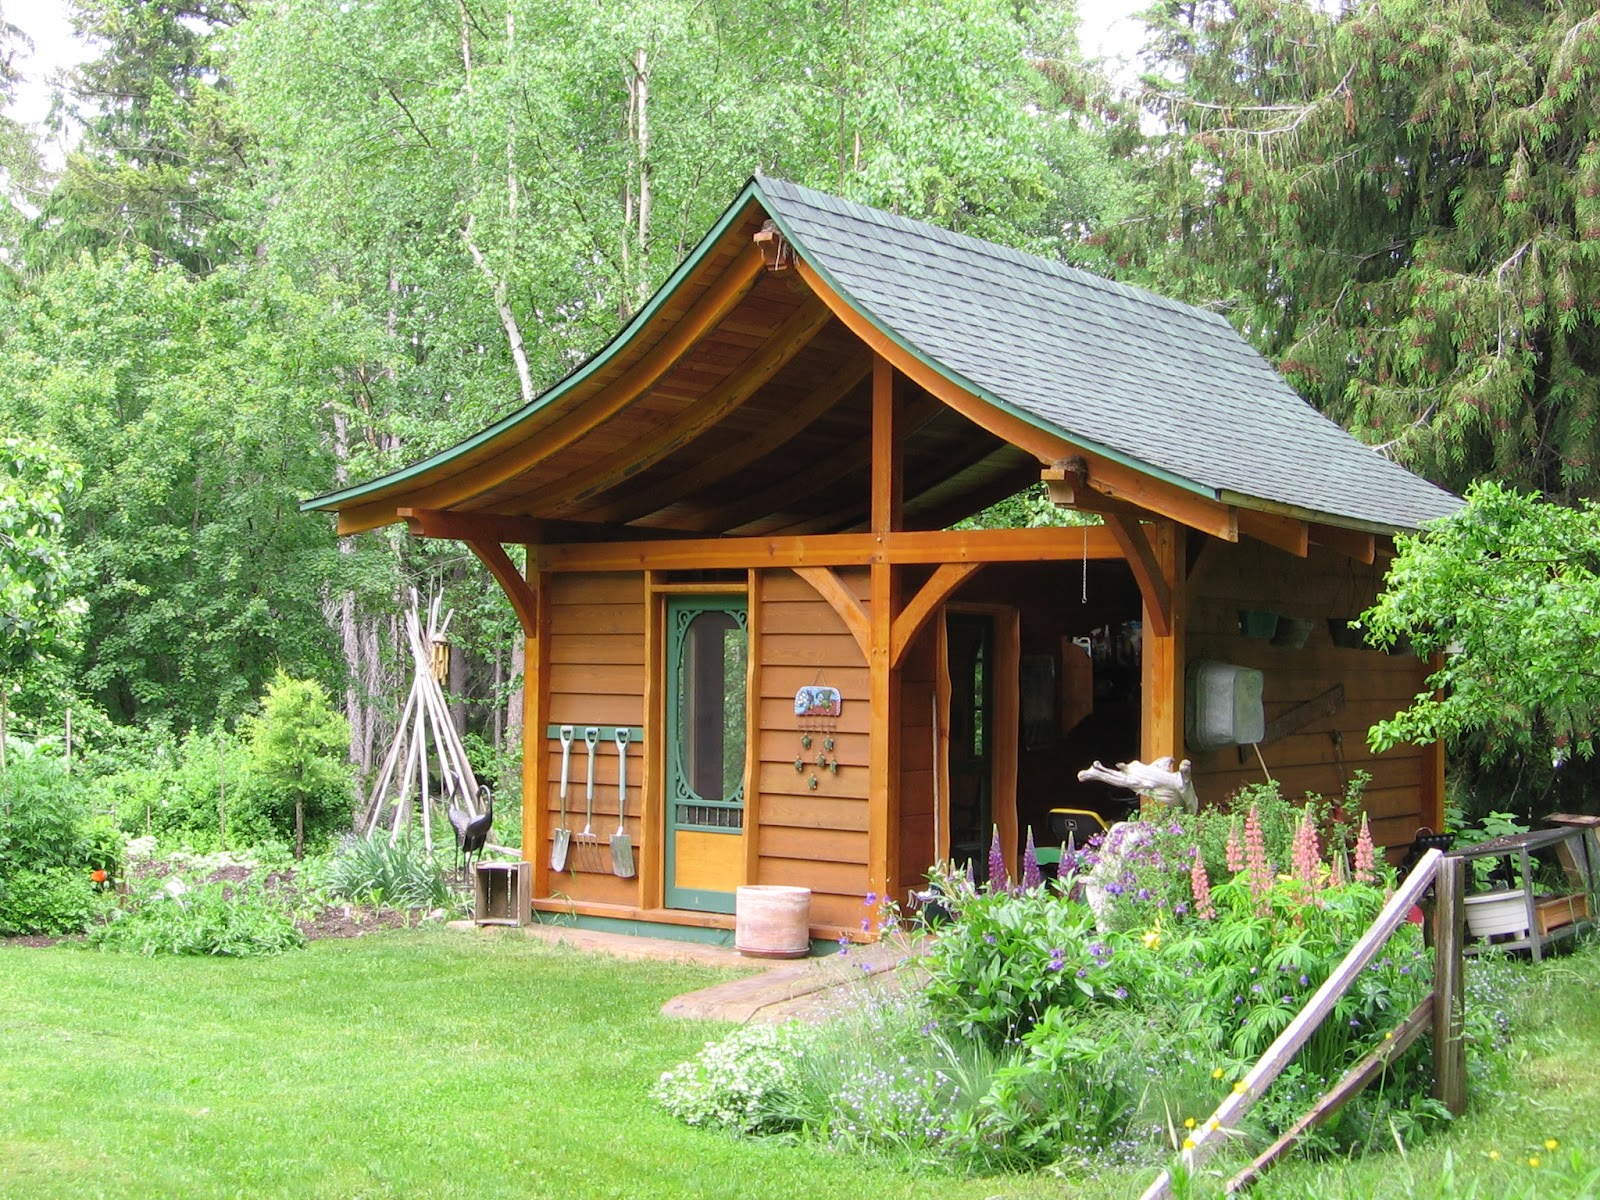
[297,905,417,940]
[1,934,67,948]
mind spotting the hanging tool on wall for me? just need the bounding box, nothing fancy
[611,728,635,878]
[579,726,601,857]
[551,726,574,871]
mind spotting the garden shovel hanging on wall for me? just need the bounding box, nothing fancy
[610,728,635,878]
[551,725,574,871]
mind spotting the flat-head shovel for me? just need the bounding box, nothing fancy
[551,726,574,870]
[610,728,635,878]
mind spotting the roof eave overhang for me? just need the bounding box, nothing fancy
[300,179,773,526]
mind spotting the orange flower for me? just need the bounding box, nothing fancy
[91,870,108,884]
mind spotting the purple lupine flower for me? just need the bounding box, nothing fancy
[1113,986,1128,1000]
[987,826,1011,893]
[1299,974,1310,987]
[1021,828,1043,891]
[1136,888,1152,901]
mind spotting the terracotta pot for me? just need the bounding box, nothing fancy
[735,885,812,958]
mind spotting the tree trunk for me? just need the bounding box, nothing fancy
[295,795,305,860]
[506,635,525,752]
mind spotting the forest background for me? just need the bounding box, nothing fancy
[0,0,1595,826]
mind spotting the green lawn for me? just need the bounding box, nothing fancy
[6,929,1600,1200]
[0,929,1043,1200]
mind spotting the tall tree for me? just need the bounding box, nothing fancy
[1110,0,1600,500]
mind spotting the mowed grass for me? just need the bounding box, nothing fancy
[8,928,1600,1200]
[0,928,1042,1200]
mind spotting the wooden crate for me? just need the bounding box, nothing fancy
[474,860,532,926]
[1535,892,1589,937]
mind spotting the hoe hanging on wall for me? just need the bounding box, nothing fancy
[794,684,844,790]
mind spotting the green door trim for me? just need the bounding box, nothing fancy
[664,596,749,913]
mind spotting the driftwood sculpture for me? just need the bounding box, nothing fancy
[1077,756,1200,815]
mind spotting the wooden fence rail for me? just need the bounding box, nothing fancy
[1138,849,1464,1200]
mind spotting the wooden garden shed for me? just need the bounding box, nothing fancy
[306,177,1462,946]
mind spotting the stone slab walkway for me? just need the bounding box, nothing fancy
[451,919,925,1024]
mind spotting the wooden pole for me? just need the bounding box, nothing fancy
[1432,854,1468,1115]
[1139,849,1444,1200]
[64,708,71,775]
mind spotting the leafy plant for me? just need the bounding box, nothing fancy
[87,876,305,957]
[0,866,105,936]
[325,831,450,910]
[246,671,352,859]
[649,1023,806,1134]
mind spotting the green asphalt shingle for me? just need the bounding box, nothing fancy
[757,177,1462,531]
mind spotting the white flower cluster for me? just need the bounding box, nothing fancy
[650,1023,803,1133]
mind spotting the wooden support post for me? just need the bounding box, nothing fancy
[523,563,552,901]
[868,354,902,916]
[1139,520,1185,764]
[1432,854,1467,1114]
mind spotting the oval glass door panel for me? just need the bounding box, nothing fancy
[665,599,748,912]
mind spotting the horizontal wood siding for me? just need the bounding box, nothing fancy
[757,568,871,925]
[1187,542,1434,849]
[542,572,645,906]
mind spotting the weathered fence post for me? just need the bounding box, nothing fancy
[1432,853,1467,1114]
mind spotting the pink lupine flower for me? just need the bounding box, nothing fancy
[1330,850,1348,888]
[1291,806,1322,890]
[1226,817,1245,876]
[1354,814,1376,884]
[1190,853,1216,919]
[1245,804,1272,904]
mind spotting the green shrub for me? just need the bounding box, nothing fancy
[325,832,449,910]
[246,672,352,858]
[650,1024,806,1133]
[98,729,279,853]
[87,876,305,957]
[0,866,105,935]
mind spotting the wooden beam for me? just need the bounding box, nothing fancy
[512,298,834,517]
[359,245,767,523]
[1262,684,1346,745]
[891,563,983,667]
[401,508,543,544]
[639,573,663,908]
[793,258,1240,542]
[524,570,552,900]
[585,352,871,525]
[1310,522,1377,564]
[535,527,1128,572]
[742,568,765,888]
[1139,521,1184,765]
[1238,509,1310,557]
[465,539,539,636]
[1224,998,1434,1194]
[792,567,871,659]
[871,355,902,534]
[1105,513,1172,637]
[869,556,900,914]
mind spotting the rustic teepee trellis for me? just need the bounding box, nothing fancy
[360,592,484,854]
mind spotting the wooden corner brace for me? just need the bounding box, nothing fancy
[466,539,539,637]
[1104,513,1173,637]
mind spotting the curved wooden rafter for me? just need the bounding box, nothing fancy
[585,351,872,526]
[791,258,1240,543]
[342,245,767,529]
[792,566,871,660]
[504,297,834,519]
[890,562,983,666]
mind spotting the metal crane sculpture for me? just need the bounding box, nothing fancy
[448,788,494,880]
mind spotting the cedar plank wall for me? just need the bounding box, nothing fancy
[1185,540,1434,849]
[544,572,645,906]
[759,568,871,928]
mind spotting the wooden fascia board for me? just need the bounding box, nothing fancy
[585,351,872,525]
[1237,509,1310,558]
[890,562,982,667]
[534,527,1127,572]
[789,257,1239,542]
[1104,513,1173,637]
[792,566,871,659]
[1216,489,1421,538]
[513,297,834,517]
[465,539,538,636]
